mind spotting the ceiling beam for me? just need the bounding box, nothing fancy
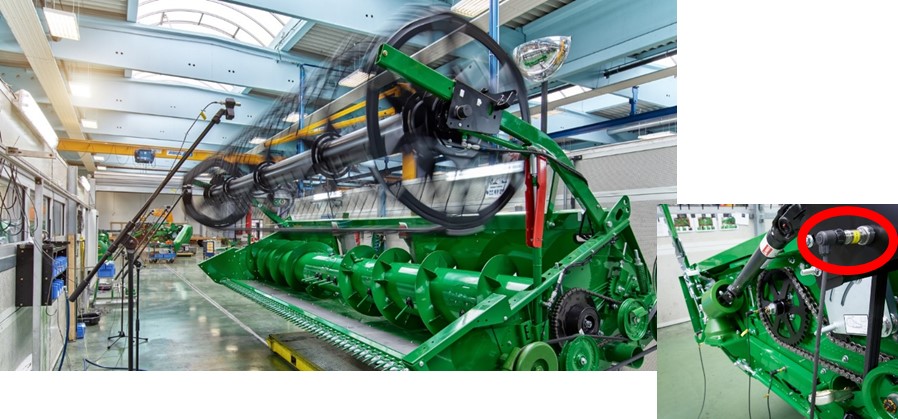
[523,0,676,84]
[79,109,250,146]
[0,65,276,124]
[0,14,324,92]
[126,0,139,22]
[524,66,676,116]
[0,0,95,171]
[273,20,315,52]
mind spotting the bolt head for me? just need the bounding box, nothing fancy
[579,356,587,366]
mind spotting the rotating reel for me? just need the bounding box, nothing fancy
[364,11,530,231]
[182,157,250,228]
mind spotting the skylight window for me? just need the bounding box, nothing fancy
[131,70,243,93]
[529,85,593,105]
[137,0,290,48]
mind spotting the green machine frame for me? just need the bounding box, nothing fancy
[661,204,898,418]
[199,44,656,371]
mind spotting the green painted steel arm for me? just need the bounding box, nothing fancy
[374,44,608,229]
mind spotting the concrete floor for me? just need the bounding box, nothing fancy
[61,255,300,371]
[658,322,803,419]
[56,254,657,371]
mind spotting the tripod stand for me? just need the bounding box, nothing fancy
[106,254,148,349]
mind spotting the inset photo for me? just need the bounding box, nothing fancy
[657,204,898,419]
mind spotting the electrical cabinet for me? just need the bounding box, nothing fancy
[15,242,68,307]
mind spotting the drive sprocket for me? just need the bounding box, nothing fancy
[550,288,601,342]
[757,268,811,346]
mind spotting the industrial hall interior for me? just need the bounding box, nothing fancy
[0,0,675,374]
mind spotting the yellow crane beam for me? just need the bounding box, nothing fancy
[57,139,267,165]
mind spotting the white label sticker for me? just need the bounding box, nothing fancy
[758,236,781,257]
[844,314,868,335]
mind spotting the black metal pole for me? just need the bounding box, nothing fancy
[864,271,888,375]
[126,244,135,371]
[69,102,235,303]
[135,260,143,371]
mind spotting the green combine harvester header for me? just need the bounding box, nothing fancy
[191,12,656,371]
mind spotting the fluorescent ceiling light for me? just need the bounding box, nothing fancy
[249,137,267,144]
[451,0,488,17]
[43,8,81,41]
[81,119,98,129]
[338,70,372,88]
[96,165,107,171]
[93,155,104,161]
[13,90,59,149]
[69,82,90,98]
[637,131,676,140]
[283,112,300,123]
[312,191,342,201]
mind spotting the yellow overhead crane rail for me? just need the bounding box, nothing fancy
[57,139,269,165]
[59,87,404,167]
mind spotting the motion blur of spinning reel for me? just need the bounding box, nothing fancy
[192,7,656,372]
[365,11,530,230]
[181,10,530,231]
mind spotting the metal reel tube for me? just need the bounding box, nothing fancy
[204,116,403,200]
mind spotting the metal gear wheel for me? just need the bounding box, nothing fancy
[757,268,811,346]
[550,288,601,341]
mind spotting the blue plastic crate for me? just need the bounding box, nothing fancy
[97,261,115,278]
[50,279,64,301]
[52,256,67,278]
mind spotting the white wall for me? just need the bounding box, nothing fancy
[0,82,86,370]
[95,191,235,240]
[656,207,769,327]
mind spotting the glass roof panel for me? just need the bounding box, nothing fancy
[137,0,289,48]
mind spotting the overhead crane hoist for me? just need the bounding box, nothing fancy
[187,11,656,371]
[663,204,898,418]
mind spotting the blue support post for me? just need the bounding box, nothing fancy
[489,0,499,92]
[629,86,639,116]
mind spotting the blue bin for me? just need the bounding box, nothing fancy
[50,279,64,301]
[98,261,115,278]
[76,322,86,339]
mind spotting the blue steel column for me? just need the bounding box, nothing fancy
[629,86,639,116]
[488,0,499,92]
[298,65,306,196]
